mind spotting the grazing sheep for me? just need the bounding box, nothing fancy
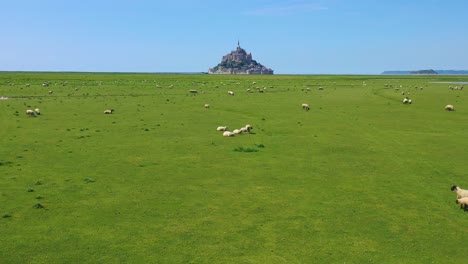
[245,124,253,131]
[216,126,228,131]
[34,108,41,115]
[223,131,235,137]
[302,103,310,111]
[26,109,35,116]
[103,109,114,114]
[228,91,234,95]
[204,104,210,108]
[246,88,251,92]
[25,83,30,87]
[445,105,455,111]
[233,129,242,134]
[240,127,249,133]
[451,185,468,199]
[455,197,468,211]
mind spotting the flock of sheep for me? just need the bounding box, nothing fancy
[217,124,253,137]
[399,84,462,111]
[25,108,40,116]
[451,185,468,211]
[26,108,114,116]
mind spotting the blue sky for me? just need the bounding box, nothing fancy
[1,0,467,74]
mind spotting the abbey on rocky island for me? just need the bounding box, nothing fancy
[208,42,273,74]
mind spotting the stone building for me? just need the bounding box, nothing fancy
[208,42,273,74]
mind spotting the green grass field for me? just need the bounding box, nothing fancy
[1,72,467,263]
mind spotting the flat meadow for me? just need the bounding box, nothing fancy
[1,72,467,263]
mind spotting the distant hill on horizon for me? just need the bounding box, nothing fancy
[382,69,468,75]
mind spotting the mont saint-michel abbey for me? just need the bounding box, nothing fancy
[208,42,274,74]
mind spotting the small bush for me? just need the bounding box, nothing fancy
[233,147,259,153]
[27,188,34,192]
[33,203,44,209]
[84,178,95,183]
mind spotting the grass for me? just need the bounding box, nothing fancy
[1,72,468,263]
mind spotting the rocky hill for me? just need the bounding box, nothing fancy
[409,69,438,74]
[382,69,468,75]
[208,42,273,74]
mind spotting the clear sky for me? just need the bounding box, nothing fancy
[1,0,468,74]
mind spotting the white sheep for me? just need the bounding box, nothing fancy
[26,109,35,116]
[34,108,41,115]
[216,126,228,131]
[228,91,234,95]
[302,103,310,111]
[445,105,455,111]
[223,131,235,137]
[104,109,114,114]
[402,98,410,104]
[239,125,253,133]
[451,185,468,199]
[204,104,210,108]
[48,90,53,94]
[233,129,242,134]
[455,197,468,211]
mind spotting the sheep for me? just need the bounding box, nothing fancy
[455,197,468,211]
[228,91,234,96]
[451,186,468,199]
[204,104,210,108]
[223,131,235,137]
[302,103,310,111]
[216,126,228,131]
[25,83,30,87]
[26,109,35,116]
[104,109,114,114]
[34,108,41,115]
[48,90,53,94]
[232,129,242,134]
[445,105,455,111]
[239,125,253,133]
